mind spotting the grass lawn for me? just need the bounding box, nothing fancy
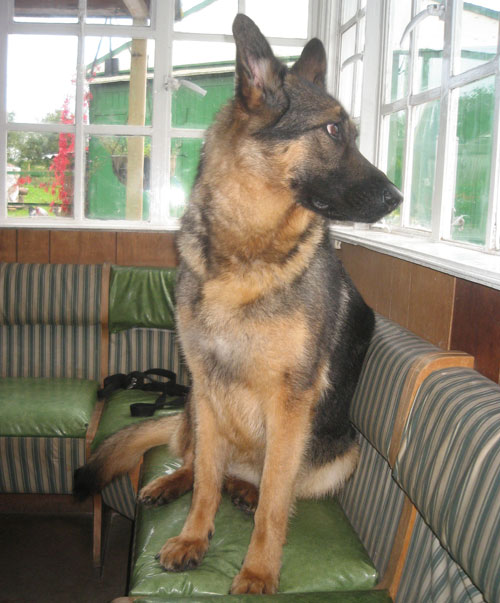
[8,182,63,217]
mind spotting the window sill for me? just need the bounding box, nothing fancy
[330,225,500,291]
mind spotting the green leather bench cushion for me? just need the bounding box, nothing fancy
[91,390,184,450]
[129,446,378,598]
[109,266,177,333]
[132,591,392,602]
[0,377,99,437]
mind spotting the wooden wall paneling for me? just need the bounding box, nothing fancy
[337,243,378,309]
[407,264,455,350]
[116,232,177,267]
[17,229,50,263]
[0,229,17,262]
[338,243,412,326]
[50,230,117,264]
[451,279,500,383]
[387,256,412,328]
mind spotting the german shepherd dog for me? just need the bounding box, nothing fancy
[75,15,402,594]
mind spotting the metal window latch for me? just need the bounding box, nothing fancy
[400,2,446,47]
[164,76,207,96]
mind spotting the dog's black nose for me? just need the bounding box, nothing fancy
[382,183,403,211]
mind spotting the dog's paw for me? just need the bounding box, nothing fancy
[230,567,278,595]
[138,470,193,506]
[156,536,209,572]
[224,477,259,514]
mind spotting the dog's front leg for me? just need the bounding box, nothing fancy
[231,396,312,595]
[157,392,226,571]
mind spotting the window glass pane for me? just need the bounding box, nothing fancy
[245,0,309,39]
[86,0,150,25]
[341,0,358,24]
[173,40,236,69]
[358,16,366,53]
[172,70,234,130]
[414,0,444,93]
[352,60,363,119]
[174,0,238,34]
[451,77,494,246]
[409,100,440,230]
[341,25,357,64]
[172,41,236,129]
[7,35,77,124]
[14,0,78,23]
[339,63,354,113]
[383,110,406,225]
[170,138,203,218]
[456,1,499,74]
[86,135,151,220]
[86,38,154,127]
[385,0,411,102]
[7,131,74,218]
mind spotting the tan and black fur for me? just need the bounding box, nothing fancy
[75,15,402,594]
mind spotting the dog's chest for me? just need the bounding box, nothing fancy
[180,298,308,390]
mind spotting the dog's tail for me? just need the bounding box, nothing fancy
[73,413,183,500]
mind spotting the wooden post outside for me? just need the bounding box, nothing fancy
[125,34,148,221]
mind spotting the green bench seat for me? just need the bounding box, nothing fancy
[128,446,379,599]
[0,377,99,438]
[91,390,184,451]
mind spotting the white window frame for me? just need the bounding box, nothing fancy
[330,0,500,290]
[0,0,318,231]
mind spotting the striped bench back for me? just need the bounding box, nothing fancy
[0,263,103,380]
[394,368,500,603]
[339,314,475,600]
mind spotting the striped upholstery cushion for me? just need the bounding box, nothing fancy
[0,263,102,380]
[394,368,500,603]
[350,314,439,460]
[0,263,102,326]
[1,324,101,380]
[396,511,485,603]
[0,436,86,494]
[109,328,189,386]
[338,432,405,576]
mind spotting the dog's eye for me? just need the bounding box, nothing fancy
[326,123,340,140]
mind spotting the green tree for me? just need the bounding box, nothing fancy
[7,111,60,168]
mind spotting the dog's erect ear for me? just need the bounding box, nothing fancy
[232,14,287,113]
[291,38,327,89]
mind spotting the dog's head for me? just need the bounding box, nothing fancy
[232,14,402,223]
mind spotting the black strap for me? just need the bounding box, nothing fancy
[98,368,189,417]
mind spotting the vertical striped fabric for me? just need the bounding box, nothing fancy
[350,315,439,460]
[338,432,405,576]
[394,368,500,603]
[109,328,189,386]
[0,436,86,494]
[101,475,137,520]
[0,262,102,326]
[0,262,102,380]
[0,324,101,379]
[396,511,486,603]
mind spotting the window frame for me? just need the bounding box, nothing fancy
[0,0,317,231]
